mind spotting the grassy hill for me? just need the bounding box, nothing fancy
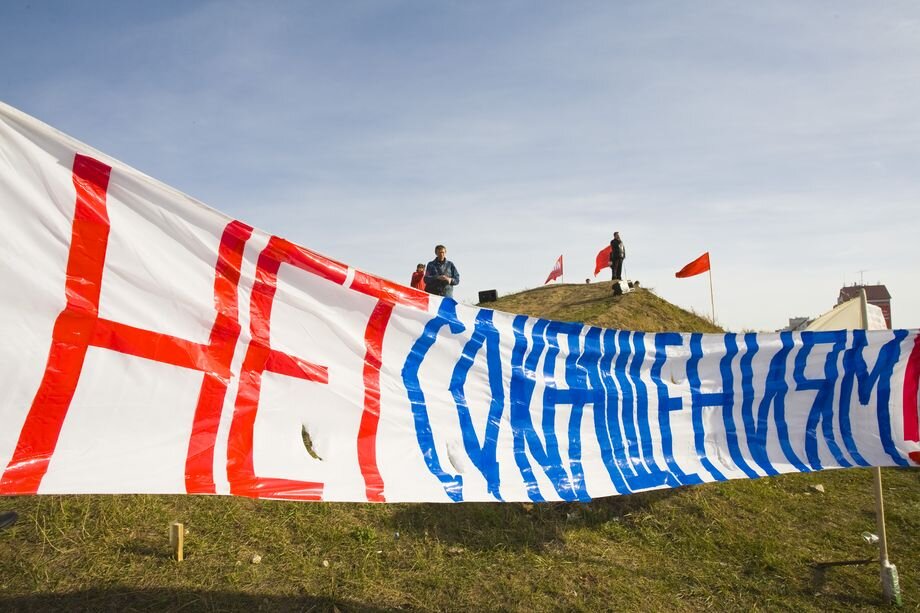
[0,285,916,612]
[484,283,722,333]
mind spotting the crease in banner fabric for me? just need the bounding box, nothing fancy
[0,101,918,503]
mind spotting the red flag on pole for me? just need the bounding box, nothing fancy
[594,245,612,276]
[675,252,710,278]
[545,255,563,284]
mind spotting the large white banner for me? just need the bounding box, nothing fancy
[1,102,918,502]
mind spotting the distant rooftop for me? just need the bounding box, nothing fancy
[837,283,891,303]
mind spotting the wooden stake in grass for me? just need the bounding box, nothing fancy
[170,522,184,562]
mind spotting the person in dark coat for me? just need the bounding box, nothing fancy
[609,231,625,281]
[424,244,460,298]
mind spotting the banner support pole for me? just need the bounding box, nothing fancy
[861,288,901,605]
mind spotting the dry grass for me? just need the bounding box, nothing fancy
[2,468,917,611]
[484,284,723,333]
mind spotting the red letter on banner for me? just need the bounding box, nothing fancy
[226,236,333,500]
[905,333,920,465]
[350,270,428,501]
[225,237,430,502]
[0,154,253,495]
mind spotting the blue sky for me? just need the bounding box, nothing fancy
[2,1,918,331]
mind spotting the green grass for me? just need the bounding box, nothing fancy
[1,284,917,611]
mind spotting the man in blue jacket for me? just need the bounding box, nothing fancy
[424,244,460,298]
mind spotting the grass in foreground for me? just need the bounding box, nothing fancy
[2,468,917,611]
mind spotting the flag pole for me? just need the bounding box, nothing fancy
[708,265,716,325]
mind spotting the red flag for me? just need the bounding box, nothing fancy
[675,252,710,278]
[545,255,563,284]
[594,245,612,276]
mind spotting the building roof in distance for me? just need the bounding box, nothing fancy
[837,284,891,303]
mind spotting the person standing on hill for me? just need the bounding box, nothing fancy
[424,244,460,298]
[609,231,625,281]
[410,263,426,291]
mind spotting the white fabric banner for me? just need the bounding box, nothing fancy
[1,102,918,503]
